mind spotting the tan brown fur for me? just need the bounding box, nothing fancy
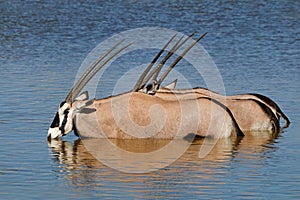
[74,92,243,139]
[156,87,280,133]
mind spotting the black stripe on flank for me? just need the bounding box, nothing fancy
[248,93,277,109]
[209,97,244,137]
[199,97,244,137]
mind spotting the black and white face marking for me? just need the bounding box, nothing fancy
[48,101,74,140]
[48,91,90,140]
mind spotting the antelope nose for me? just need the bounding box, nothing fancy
[47,134,52,142]
[47,127,62,141]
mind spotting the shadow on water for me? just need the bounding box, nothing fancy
[48,131,280,188]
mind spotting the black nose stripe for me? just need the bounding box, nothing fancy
[50,112,60,128]
[59,109,70,134]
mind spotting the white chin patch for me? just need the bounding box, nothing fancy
[48,127,62,139]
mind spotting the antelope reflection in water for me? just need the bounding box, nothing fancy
[49,131,280,179]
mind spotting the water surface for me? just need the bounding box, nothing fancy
[0,1,299,199]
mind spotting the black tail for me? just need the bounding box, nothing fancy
[249,93,290,128]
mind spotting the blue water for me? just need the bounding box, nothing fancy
[1,0,299,199]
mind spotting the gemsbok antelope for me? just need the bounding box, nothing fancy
[134,34,289,133]
[48,33,245,140]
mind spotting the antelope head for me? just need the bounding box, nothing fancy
[48,91,91,140]
[48,40,131,140]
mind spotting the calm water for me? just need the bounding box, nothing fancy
[1,0,299,199]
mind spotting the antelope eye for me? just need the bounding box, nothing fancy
[63,109,69,115]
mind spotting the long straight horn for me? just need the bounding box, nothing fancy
[151,33,195,82]
[72,42,132,102]
[65,39,125,103]
[140,32,195,89]
[132,34,177,92]
[65,40,132,103]
[157,32,207,85]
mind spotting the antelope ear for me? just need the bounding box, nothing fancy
[75,98,94,110]
[75,91,89,101]
[85,99,94,106]
[165,79,177,89]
